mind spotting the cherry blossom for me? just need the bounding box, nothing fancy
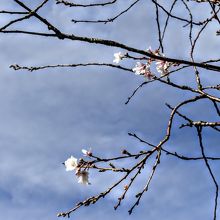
[147,46,160,56]
[76,170,90,185]
[147,46,152,52]
[82,148,92,156]
[113,52,124,64]
[64,156,78,171]
[132,62,154,79]
[132,62,148,75]
[156,60,170,75]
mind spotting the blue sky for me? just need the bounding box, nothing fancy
[0,0,220,220]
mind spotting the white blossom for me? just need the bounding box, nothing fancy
[146,46,152,53]
[113,52,124,64]
[64,156,78,171]
[82,149,88,155]
[132,62,146,75]
[77,170,90,185]
[156,60,170,75]
[82,148,92,156]
[132,62,154,79]
[132,62,148,74]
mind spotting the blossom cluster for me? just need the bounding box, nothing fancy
[64,149,92,185]
[132,62,154,79]
[113,48,173,79]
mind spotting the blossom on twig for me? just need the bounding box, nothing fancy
[156,60,170,75]
[76,170,90,185]
[113,52,124,64]
[82,148,92,157]
[64,156,78,171]
[132,62,154,79]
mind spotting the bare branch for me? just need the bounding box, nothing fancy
[9,63,133,73]
[56,0,117,7]
[71,0,140,24]
[197,127,219,220]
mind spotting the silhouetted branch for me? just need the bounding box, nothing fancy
[71,0,140,24]
[197,126,219,220]
[56,0,117,7]
[9,63,133,73]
